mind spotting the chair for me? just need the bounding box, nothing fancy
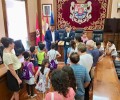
[93,30,103,42]
[75,29,84,36]
[14,40,25,56]
[58,29,65,40]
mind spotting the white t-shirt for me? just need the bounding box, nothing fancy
[51,31,55,43]
[79,53,93,72]
[108,44,117,56]
[47,49,59,64]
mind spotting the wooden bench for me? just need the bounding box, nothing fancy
[92,56,120,100]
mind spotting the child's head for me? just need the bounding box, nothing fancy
[62,66,76,92]
[38,43,45,50]
[86,40,95,50]
[51,69,69,97]
[40,59,49,74]
[77,43,86,55]
[42,59,49,67]
[70,40,76,49]
[23,51,30,61]
[107,40,114,47]
[75,34,83,43]
[30,46,36,54]
[51,43,56,49]
[70,52,79,64]
[82,32,87,38]
[96,41,101,49]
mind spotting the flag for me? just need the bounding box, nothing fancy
[45,16,49,31]
[42,13,45,41]
[36,13,40,45]
[50,11,54,25]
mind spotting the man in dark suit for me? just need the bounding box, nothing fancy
[45,25,60,51]
[62,25,75,64]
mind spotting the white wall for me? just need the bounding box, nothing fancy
[0,1,5,39]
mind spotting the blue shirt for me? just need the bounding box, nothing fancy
[30,54,38,67]
[71,64,91,96]
[87,48,100,67]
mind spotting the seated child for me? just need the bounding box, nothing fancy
[106,40,117,60]
[81,32,88,43]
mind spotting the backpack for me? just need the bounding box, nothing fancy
[22,62,30,80]
[49,51,57,70]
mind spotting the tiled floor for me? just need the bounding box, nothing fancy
[20,62,65,100]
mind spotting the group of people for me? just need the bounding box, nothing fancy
[0,24,118,100]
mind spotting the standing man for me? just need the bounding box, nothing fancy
[62,25,75,64]
[45,24,60,51]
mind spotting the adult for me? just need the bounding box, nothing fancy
[45,69,75,100]
[62,25,75,64]
[1,37,22,100]
[45,24,60,51]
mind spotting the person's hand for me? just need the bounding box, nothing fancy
[17,78,22,85]
[55,40,58,43]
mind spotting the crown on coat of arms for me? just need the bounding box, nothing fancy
[76,0,86,3]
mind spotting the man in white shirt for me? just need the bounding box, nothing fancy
[62,25,75,64]
[45,25,60,51]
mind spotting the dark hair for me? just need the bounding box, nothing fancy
[65,25,71,28]
[51,43,56,49]
[77,43,86,53]
[51,69,69,97]
[23,51,30,60]
[1,37,14,48]
[96,41,101,46]
[40,59,49,74]
[62,66,76,92]
[70,52,79,64]
[75,35,83,42]
[30,46,35,53]
[108,40,114,44]
[70,40,76,50]
[38,43,45,50]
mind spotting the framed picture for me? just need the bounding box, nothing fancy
[42,4,52,16]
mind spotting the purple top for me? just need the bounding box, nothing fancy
[24,61,34,75]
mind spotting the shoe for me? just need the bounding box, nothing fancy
[27,94,31,97]
[31,94,37,98]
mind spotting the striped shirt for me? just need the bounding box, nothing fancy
[71,64,91,96]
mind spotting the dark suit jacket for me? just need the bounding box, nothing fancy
[62,31,75,47]
[45,30,60,50]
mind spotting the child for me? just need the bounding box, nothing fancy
[30,46,38,73]
[106,40,117,59]
[37,43,46,66]
[67,40,77,65]
[23,51,36,98]
[35,59,50,94]
[70,52,91,100]
[47,43,61,70]
[96,41,104,55]
[81,32,88,43]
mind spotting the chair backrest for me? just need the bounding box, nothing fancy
[75,29,84,36]
[58,29,65,40]
[14,40,25,56]
[93,30,103,42]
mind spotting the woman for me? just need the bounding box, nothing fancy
[1,37,22,100]
[62,66,76,92]
[45,69,75,100]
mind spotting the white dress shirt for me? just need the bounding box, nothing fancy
[66,32,70,45]
[51,31,55,43]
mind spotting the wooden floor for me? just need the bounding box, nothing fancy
[20,62,65,100]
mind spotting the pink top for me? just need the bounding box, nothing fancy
[81,36,88,43]
[45,88,75,100]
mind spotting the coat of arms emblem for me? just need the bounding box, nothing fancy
[70,1,92,24]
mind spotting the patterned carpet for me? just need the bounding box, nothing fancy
[20,62,65,100]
